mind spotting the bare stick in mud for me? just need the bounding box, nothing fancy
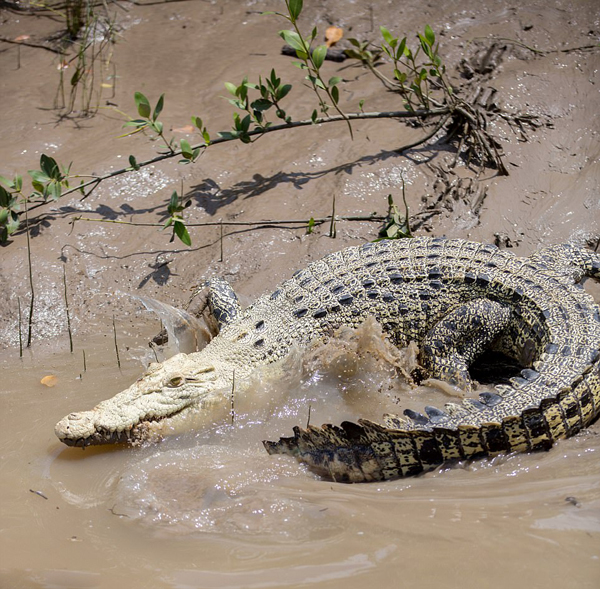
[63,266,73,353]
[82,349,87,373]
[231,370,235,425]
[220,219,224,263]
[17,297,23,358]
[329,194,337,238]
[112,316,121,369]
[307,403,311,428]
[24,200,34,348]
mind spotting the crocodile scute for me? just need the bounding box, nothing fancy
[55,236,600,484]
[263,238,600,482]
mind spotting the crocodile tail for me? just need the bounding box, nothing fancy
[263,414,552,483]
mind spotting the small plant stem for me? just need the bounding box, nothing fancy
[17,297,23,358]
[62,266,73,353]
[329,193,337,238]
[231,370,235,425]
[112,315,121,369]
[24,199,34,347]
[82,349,87,372]
[287,4,353,138]
[219,219,224,262]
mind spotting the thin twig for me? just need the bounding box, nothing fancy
[472,36,600,56]
[0,36,63,54]
[329,193,337,238]
[82,349,87,372]
[70,213,388,229]
[112,315,121,369]
[63,266,73,353]
[219,219,224,262]
[231,370,235,425]
[17,297,23,358]
[24,200,34,347]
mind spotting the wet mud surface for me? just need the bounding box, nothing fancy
[1,0,600,587]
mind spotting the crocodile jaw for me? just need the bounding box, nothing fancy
[54,353,225,447]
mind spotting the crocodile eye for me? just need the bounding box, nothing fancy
[167,376,184,387]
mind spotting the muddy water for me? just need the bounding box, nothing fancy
[2,0,600,586]
[2,318,600,589]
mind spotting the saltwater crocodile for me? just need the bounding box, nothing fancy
[55,237,600,482]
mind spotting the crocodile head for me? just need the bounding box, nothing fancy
[55,353,227,447]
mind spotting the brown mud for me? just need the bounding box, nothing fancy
[1,0,599,587]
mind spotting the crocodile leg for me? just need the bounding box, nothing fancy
[421,299,512,391]
[529,243,600,281]
[204,277,242,329]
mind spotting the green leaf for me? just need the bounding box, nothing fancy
[288,0,303,21]
[312,45,327,69]
[331,85,339,105]
[394,69,407,84]
[123,119,148,127]
[192,116,203,129]
[358,99,365,111]
[47,180,61,201]
[396,38,407,60]
[202,130,211,144]
[0,175,14,190]
[424,25,435,47]
[70,67,82,87]
[167,191,180,216]
[251,98,273,112]
[32,181,45,193]
[380,26,395,47]
[153,94,164,121]
[173,220,191,246]
[218,131,239,140]
[279,29,305,52]
[0,185,9,207]
[224,82,238,96]
[0,208,8,225]
[311,109,318,123]
[40,154,61,180]
[153,121,163,134]
[306,217,315,234]
[180,139,193,159]
[28,170,51,184]
[277,83,292,100]
[134,92,151,119]
[240,115,251,133]
[328,76,341,87]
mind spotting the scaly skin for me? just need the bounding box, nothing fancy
[56,237,600,481]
